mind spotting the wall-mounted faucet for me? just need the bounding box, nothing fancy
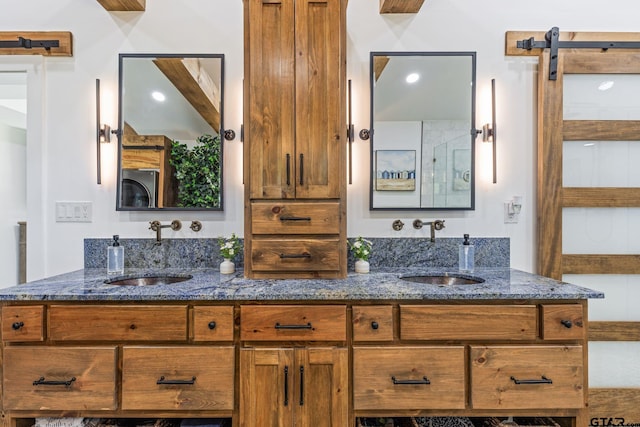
[413,219,445,242]
[149,220,182,245]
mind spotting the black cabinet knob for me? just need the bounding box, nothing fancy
[560,319,572,328]
[12,321,24,330]
[208,321,217,330]
[371,321,379,330]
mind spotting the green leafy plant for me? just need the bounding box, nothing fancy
[349,236,373,261]
[170,134,221,208]
[218,233,242,260]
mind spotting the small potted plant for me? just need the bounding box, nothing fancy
[349,237,373,274]
[218,233,242,274]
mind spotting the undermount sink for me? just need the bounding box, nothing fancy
[104,274,193,286]
[400,273,485,285]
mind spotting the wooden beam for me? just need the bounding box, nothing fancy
[563,255,640,274]
[373,56,389,82]
[564,52,640,74]
[0,32,72,56]
[153,58,221,132]
[589,322,640,341]
[506,30,640,57]
[564,120,640,141]
[563,188,640,208]
[97,0,145,11]
[590,389,640,424]
[379,0,425,14]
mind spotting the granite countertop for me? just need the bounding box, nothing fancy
[0,267,604,302]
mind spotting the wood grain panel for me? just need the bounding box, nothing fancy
[192,306,235,342]
[470,345,584,410]
[49,305,188,341]
[251,238,341,271]
[0,31,72,56]
[563,188,640,207]
[122,346,234,410]
[379,0,425,14]
[97,0,145,11]
[589,321,640,341]
[505,31,640,56]
[240,305,346,341]
[400,305,538,341]
[3,346,117,410]
[563,120,640,140]
[590,388,640,424]
[353,346,465,410]
[537,51,564,280]
[564,52,640,74]
[2,305,44,342]
[541,304,585,341]
[563,255,640,274]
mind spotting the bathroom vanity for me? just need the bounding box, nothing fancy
[0,268,602,427]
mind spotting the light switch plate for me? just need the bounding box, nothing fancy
[504,202,518,224]
[55,202,93,223]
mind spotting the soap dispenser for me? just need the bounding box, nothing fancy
[107,235,124,275]
[458,234,475,273]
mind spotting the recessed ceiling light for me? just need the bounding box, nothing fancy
[584,143,595,147]
[598,81,614,91]
[406,73,420,84]
[151,91,166,102]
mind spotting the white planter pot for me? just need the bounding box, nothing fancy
[220,258,235,274]
[355,259,370,274]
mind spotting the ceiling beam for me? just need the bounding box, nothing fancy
[97,0,145,11]
[379,0,425,14]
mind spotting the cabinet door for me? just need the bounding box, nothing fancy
[240,348,294,427]
[240,347,348,427]
[294,0,345,199]
[245,0,296,199]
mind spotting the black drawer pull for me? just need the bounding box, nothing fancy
[391,376,430,385]
[511,375,552,385]
[280,216,312,222]
[12,321,24,330]
[275,322,313,330]
[33,376,76,387]
[299,366,305,406]
[371,321,379,330]
[284,366,289,406]
[299,153,304,185]
[279,253,312,259]
[208,321,217,330]
[157,376,196,385]
[560,319,573,328]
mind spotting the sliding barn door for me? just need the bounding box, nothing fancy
[508,31,640,425]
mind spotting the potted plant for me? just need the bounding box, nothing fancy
[349,237,373,274]
[218,233,242,274]
[170,134,222,208]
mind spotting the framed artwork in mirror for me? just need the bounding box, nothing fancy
[375,150,416,191]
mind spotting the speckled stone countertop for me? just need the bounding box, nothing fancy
[0,267,604,302]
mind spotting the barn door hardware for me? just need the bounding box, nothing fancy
[0,36,59,50]
[517,27,640,80]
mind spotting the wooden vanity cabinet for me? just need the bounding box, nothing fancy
[243,0,347,278]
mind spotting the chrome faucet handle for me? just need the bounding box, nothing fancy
[190,220,202,232]
[412,219,424,229]
[170,220,182,231]
[149,220,161,231]
[433,219,445,231]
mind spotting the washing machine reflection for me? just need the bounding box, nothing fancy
[121,170,159,208]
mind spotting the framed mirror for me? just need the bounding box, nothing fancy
[116,53,225,211]
[369,52,476,210]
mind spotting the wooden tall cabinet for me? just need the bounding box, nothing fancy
[243,0,347,278]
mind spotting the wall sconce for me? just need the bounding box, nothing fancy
[96,79,119,184]
[505,195,522,223]
[482,78,497,184]
[347,79,354,184]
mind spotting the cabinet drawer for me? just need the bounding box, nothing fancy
[400,305,538,340]
[49,305,188,341]
[353,305,394,342]
[251,239,341,271]
[192,306,235,341]
[541,304,585,340]
[2,305,44,342]
[251,201,340,234]
[241,305,346,341]
[353,346,465,410]
[3,346,117,410]
[122,346,235,410]
[470,345,584,409]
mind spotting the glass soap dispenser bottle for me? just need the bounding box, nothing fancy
[107,235,124,275]
[458,233,475,273]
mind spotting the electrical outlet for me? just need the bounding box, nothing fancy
[55,202,93,223]
[504,202,518,224]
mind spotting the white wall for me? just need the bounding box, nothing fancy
[2,0,640,278]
